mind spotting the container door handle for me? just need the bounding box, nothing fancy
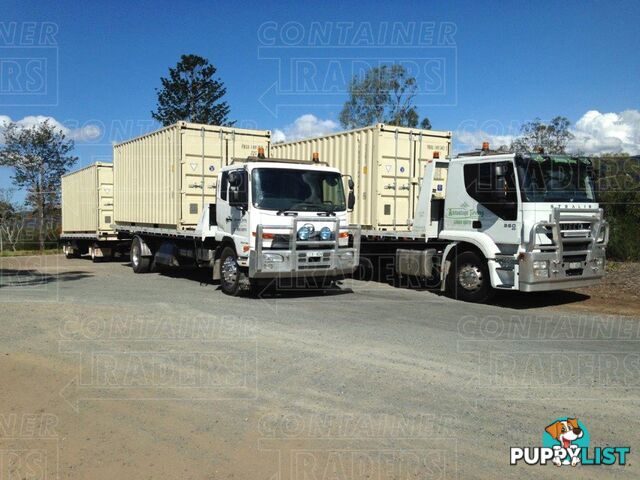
[225,216,233,223]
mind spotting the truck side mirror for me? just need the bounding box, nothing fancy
[348,191,355,211]
[348,178,354,190]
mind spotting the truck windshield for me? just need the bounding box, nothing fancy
[251,168,346,212]
[516,154,596,202]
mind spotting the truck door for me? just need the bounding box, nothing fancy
[222,169,250,242]
[454,160,521,245]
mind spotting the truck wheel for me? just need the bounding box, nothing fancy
[131,237,151,273]
[447,251,494,303]
[90,246,100,263]
[65,248,80,259]
[219,247,243,296]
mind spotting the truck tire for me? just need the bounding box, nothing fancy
[130,237,152,273]
[447,251,494,303]
[219,247,244,296]
[90,246,100,263]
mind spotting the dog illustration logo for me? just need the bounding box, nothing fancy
[543,418,588,466]
[511,417,629,467]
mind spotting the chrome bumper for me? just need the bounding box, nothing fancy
[519,208,608,292]
[249,218,361,279]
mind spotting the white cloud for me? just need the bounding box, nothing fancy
[455,109,640,156]
[0,115,102,142]
[272,114,338,143]
[567,110,640,155]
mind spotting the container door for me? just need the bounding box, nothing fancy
[180,128,225,227]
[377,130,413,228]
[97,167,114,231]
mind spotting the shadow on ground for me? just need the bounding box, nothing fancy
[0,268,93,288]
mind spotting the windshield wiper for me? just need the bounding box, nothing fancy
[316,211,336,216]
[276,210,298,216]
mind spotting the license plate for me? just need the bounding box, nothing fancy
[307,251,323,258]
[569,262,582,269]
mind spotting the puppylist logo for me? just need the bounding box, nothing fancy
[510,417,630,467]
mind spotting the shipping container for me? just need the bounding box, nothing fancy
[61,162,114,236]
[271,124,452,230]
[113,122,271,230]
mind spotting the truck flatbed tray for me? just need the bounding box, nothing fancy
[114,225,201,239]
[60,232,117,240]
[361,230,425,240]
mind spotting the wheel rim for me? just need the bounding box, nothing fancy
[132,243,140,267]
[458,263,483,291]
[221,256,238,287]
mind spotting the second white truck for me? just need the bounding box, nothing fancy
[367,149,609,302]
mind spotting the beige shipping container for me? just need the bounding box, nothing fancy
[271,124,452,230]
[61,162,114,235]
[113,122,270,230]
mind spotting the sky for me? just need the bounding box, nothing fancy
[1,0,639,200]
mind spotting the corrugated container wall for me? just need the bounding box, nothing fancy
[61,162,114,234]
[271,124,452,230]
[113,122,270,230]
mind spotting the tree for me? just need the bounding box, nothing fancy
[339,64,431,129]
[511,116,574,154]
[0,190,26,252]
[0,121,77,252]
[152,54,233,126]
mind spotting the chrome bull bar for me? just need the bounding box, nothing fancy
[252,217,361,277]
[526,208,609,259]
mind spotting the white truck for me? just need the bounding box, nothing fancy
[364,150,609,302]
[116,152,361,296]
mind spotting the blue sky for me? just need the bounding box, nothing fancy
[2,0,639,199]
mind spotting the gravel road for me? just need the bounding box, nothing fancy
[1,254,638,479]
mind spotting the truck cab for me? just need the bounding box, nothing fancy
[432,152,608,300]
[199,155,360,295]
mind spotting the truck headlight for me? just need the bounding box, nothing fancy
[339,251,354,262]
[263,253,284,262]
[297,226,311,241]
[532,260,548,270]
[320,227,332,241]
[532,260,549,278]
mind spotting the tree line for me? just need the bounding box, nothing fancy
[0,54,637,259]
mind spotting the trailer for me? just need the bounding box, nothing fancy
[275,129,609,302]
[60,162,129,261]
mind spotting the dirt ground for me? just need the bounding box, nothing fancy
[0,255,638,479]
[556,261,640,316]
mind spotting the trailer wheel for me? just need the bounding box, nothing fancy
[90,246,100,263]
[130,237,152,273]
[65,248,80,259]
[219,247,244,296]
[447,251,494,303]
